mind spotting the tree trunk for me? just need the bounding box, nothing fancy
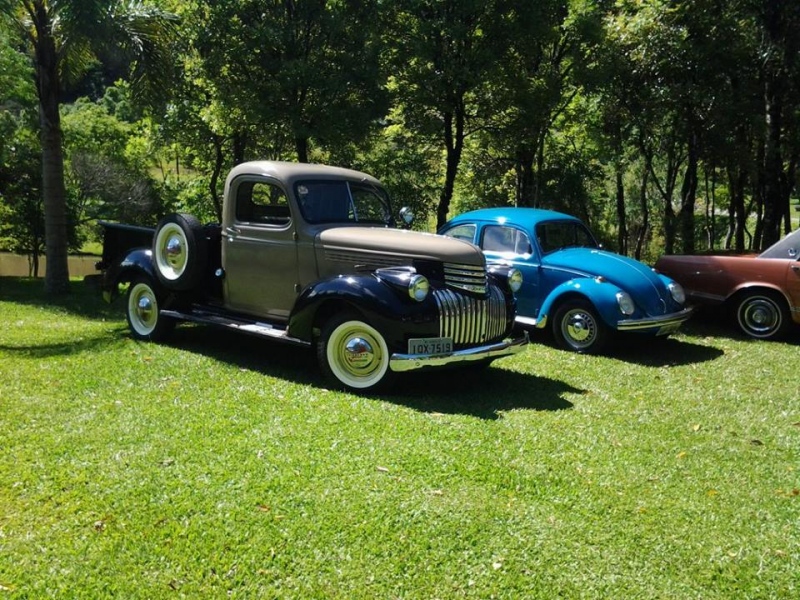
[615,168,627,256]
[761,0,787,249]
[514,145,536,207]
[295,136,309,164]
[436,108,465,230]
[35,13,70,294]
[678,126,698,254]
[634,166,650,261]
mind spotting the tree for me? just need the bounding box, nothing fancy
[0,0,177,294]
[389,0,512,229]
[191,0,388,166]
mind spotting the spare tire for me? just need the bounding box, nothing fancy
[152,213,208,292]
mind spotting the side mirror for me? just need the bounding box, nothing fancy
[399,207,414,229]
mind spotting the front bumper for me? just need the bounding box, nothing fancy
[616,307,694,333]
[389,332,529,373]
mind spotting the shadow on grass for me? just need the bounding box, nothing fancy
[0,276,120,321]
[165,325,580,420]
[677,306,800,347]
[523,325,725,367]
[0,331,126,358]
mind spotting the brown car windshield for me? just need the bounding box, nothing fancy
[295,180,393,225]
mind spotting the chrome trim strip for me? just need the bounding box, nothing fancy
[389,333,529,373]
[616,307,694,332]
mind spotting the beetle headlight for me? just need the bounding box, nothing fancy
[408,274,430,302]
[668,282,686,305]
[616,291,635,316]
[507,268,523,293]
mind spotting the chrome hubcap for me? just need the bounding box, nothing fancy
[344,337,376,371]
[742,299,778,333]
[565,312,595,343]
[137,295,154,323]
[165,236,184,269]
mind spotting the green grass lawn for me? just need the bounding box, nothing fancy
[1,277,798,598]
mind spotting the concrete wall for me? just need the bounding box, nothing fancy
[0,253,100,278]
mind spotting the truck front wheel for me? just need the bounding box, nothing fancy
[126,277,175,341]
[317,312,393,392]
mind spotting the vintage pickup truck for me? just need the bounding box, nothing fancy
[96,161,527,392]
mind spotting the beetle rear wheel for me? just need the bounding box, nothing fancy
[317,312,393,392]
[734,290,790,339]
[552,299,609,354]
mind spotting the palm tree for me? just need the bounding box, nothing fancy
[2,0,177,294]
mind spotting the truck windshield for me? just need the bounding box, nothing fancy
[296,180,393,225]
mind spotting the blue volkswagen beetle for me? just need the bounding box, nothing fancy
[439,208,693,353]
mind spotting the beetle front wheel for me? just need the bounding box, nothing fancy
[552,299,609,354]
[317,312,393,392]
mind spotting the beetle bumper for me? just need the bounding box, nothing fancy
[616,307,694,333]
[389,332,529,373]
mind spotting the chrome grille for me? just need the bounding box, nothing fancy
[444,262,488,294]
[434,285,508,345]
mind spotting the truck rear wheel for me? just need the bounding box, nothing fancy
[126,277,175,341]
[317,312,393,392]
[153,213,208,292]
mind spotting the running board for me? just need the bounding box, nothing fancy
[161,308,311,348]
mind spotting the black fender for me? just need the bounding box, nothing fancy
[101,247,158,302]
[287,274,442,349]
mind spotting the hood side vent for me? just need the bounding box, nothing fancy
[444,262,488,295]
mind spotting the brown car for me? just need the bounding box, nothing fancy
[655,229,800,339]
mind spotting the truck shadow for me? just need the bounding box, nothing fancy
[166,326,580,420]
[0,276,120,320]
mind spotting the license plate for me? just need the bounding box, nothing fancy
[408,337,453,355]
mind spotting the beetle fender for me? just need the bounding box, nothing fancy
[102,248,158,302]
[287,274,439,347]
[537,277,626,330]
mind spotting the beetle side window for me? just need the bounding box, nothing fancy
[236,181,290,226]
[442,224,477,243]
[482,225,532,256]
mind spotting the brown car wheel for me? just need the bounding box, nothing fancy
[734,290,791,339]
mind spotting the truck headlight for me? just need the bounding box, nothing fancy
[508,268,523,293]
[408,274,430,302]
[668,282,685,304]
[616,291,635,316]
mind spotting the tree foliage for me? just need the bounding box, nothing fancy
[2,0,800,286]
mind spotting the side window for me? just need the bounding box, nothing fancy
[443,224,477,243]
[482,225,531,255]
[236,181,290,226]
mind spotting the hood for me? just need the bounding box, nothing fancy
[545,248,675,314]
[317,227,486,269]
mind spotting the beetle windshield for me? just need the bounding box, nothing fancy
[535,220,598,254]
[295,180,393,225]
